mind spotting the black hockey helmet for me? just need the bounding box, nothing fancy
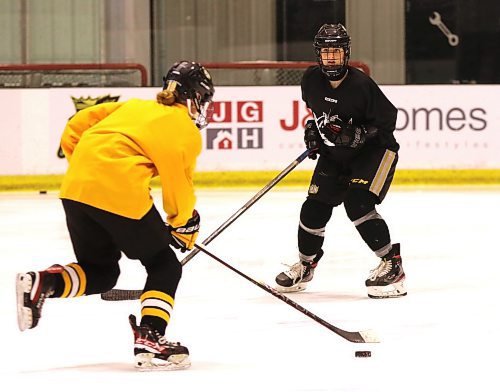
[313,23,351,81]
[163,61,215,129]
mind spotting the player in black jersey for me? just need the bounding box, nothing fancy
[275,23,406,298]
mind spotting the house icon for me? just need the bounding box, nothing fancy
[208,129,233,150]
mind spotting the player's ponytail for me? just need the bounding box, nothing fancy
[156,90,176,106]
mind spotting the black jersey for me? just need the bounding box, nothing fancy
[301,65,399,159]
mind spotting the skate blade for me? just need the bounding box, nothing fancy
[16,273,33,331]
[275,282,308,293]
[367,281,407,299]
[134,353,191,371]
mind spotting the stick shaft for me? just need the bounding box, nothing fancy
[194,243,376,343]
[180,149,311,266]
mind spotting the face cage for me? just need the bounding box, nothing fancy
[187,99,212,130]
[315,44,350,80]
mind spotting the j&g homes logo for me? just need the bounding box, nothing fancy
[206,101,263,150]
[396,107,487,131]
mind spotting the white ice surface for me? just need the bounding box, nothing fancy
[0,187,499,392]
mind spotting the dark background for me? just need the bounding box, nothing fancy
[405,0,499,83]
[276,0,345,61]
[275,0,499,84]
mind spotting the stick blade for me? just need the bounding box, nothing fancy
[100,289,142,301]
[338,328,380,343]
[358,329,380,343]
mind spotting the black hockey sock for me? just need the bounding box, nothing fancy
[355,218,391,253]
[344,189,391,254]
[140,291,170,334]
[298,198,333,257]
[140,247,182,334]
[70,262,120,296]
[47,262,119,298]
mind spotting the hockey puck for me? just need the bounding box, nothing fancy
[39,190,47,195]
[355,351,371,358]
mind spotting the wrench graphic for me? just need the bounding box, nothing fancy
[429,11,459,46]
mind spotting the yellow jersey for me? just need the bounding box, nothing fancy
[60,99,201,228]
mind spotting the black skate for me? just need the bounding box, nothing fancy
[275,250,324,293]
[129,314,190,371]
[365,243,407,298]
[16,267,58,331]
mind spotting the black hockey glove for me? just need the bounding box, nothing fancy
[304,120,321,159]
[326,117,366,149]
[167,210,200,252]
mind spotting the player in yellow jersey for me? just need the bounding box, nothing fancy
[16,61,215,370]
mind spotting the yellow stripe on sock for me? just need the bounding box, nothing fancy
[69,263,87,297]
[60,269,71,298]
[140,290,175,307]
[141,307,171,323]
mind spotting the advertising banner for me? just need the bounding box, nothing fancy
[0,85,498,175]
[386,85,499,169]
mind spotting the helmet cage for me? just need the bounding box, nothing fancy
[314,24,351,81]
[187,95,213,130]
[162,61,215,129]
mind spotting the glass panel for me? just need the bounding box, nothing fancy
[276,0,346,61]
[406,0,500,84]
[1,0,499,86]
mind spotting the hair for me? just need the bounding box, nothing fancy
[156,90,177,106]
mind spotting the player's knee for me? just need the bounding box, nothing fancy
[78,262,120,293]
[300,198,333,228]
[142,247,182,283]
[344,189,377,222]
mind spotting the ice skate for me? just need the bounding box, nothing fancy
[275,250,323,292]
[16,269,56,331]
[365,243,407,298]
[129,314,190,371]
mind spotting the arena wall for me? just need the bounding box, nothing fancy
[0,85,499,176]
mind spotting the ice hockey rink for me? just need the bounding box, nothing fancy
[1,186,499,392]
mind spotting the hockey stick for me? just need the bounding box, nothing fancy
[195,243,380,343]
[101,149,311,301]
[100,289,142,301]
[180,149,311,266]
